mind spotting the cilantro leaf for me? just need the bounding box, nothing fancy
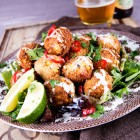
[93,44,102,62]
[81,42,88,48]
[86,44,95,59]
[130,50,139,59]
[42,32,48,42]
[50,80,60,88]
[87,32,97,41]
[27,47,45,61]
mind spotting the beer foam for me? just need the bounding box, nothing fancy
[75,0,115,8]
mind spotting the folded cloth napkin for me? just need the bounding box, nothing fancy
[36,16,140,140]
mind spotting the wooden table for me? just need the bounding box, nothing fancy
[0,0,140,140]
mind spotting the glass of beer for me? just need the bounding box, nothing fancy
[74,0,116,26]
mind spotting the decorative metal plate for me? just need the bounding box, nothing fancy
[0,29,140,133]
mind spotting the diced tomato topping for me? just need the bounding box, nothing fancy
[10,70,22,85]
[94,59,107,69]
[48,25,56,36]
[64,56,69,62]
[78,85,83,94]
[82,107,96,117]
[71,40,81,52]
[44,50,48,57]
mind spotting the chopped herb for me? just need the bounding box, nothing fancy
[86,44,95,59]
[42,32,48,42]
[87,32,97,41]
[0,63,7,68]
[81,42,87,48]
[93,44,102,62]
[50,80,60,88]
[27,47,45,61]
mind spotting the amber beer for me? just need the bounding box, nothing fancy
[75,0,116,25]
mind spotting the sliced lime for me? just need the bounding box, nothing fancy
[16,81,46,124]
[0,69,35,112]
[1,70,12,89]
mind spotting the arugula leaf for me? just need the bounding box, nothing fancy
[2,104,22,121]
[90,104,104,119]
[115,88,128,98]
[112,60,140,98]
[111,68,122,86]
[27,47,45,61]
[42,32,48,42]
[90,111,103,119]
[50,80,60,88]
[0,63,7,68]
[125,71,140,82]
[96,104,104,112]
[123,60,140,74]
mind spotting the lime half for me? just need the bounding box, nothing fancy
[16,81,46,124]
[0,69,35,112]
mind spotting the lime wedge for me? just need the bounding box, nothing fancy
[1,70,12,89]
[0,69,35,112]
[16,81,46,124]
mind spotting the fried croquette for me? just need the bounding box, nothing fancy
[34,55,64,81]
[44,76,75,107]
[97,34,121,54]
[62,56,93,82]
[99,48,120,72]
[16,42,37,69]
[84,69,113,104]
[44,27,73,56]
